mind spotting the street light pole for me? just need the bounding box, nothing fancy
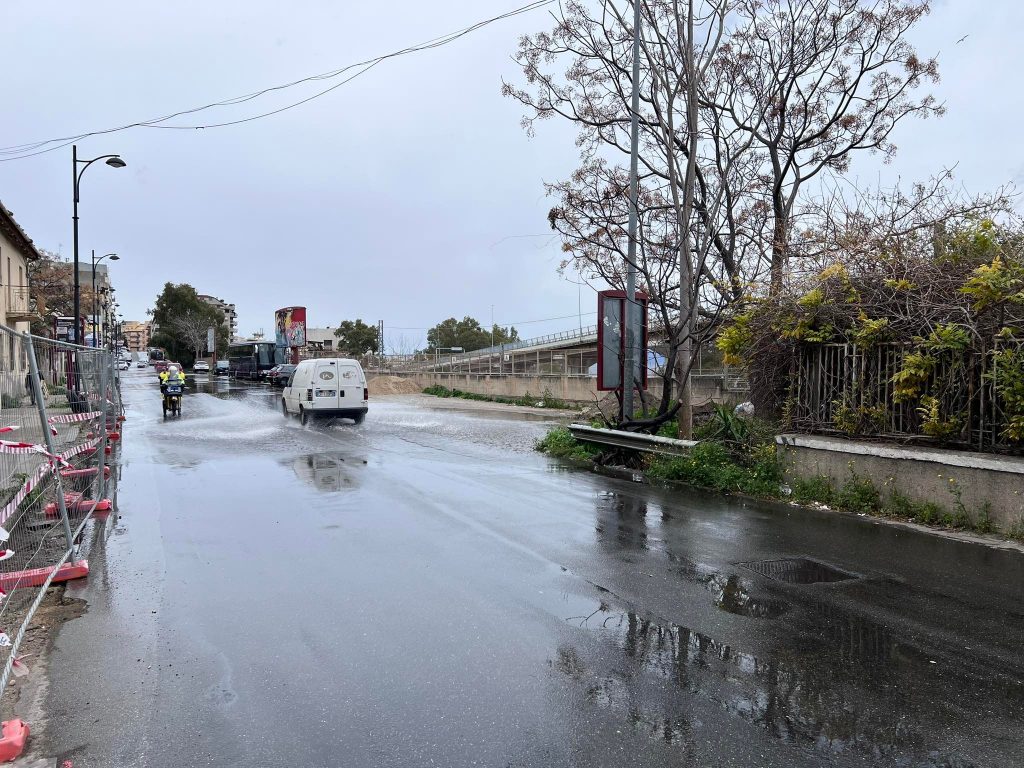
[90,251,119,347]
[621,0,642,422]
[72,145,126,347]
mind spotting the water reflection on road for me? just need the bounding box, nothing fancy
[44,370,1024,768]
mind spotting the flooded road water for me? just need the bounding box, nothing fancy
[39,370,1024,767]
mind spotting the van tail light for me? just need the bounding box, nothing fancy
[306,389,313,402]
[363,388,369,401]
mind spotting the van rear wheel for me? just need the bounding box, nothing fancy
[299,407,309,426]
[353,413,365,425]
[282,399,288,417]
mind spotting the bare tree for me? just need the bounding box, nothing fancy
[713,0,944,294]
[167,310,214,364]
[505,0,755,436]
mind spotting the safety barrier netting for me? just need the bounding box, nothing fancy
[0,324,122,731]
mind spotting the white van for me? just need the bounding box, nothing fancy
[281,358,368,425]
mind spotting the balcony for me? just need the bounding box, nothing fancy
[4,285,36,323]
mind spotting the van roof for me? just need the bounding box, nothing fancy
[310,358,361,366]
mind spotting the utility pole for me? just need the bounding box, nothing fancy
[622,0,642,422]
[490,305,494,374]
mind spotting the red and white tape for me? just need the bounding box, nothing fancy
[0,437,100,530]
[48,411,103,425]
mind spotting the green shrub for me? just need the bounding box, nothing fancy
[0,394,21,409]
[835,473,881,513]
[887,490,944,524]
[647,441,781,497]
[974,502,996,534]
[535,427,601,461]
[423,385,571,410]
[792,475,835,505]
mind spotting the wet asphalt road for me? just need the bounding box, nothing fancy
[36,370,1024,767]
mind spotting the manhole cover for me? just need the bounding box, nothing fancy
[740,557,856,584]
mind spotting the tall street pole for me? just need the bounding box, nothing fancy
[622,0,642,421]
[72,146,81,346]
[91,249,97,346]
[71,145,126,348]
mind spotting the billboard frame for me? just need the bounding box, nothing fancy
[596,289,648,392]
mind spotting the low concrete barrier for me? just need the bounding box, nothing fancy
[373,371,744,405]
[776,433,1024,531]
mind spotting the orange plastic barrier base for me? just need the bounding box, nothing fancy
[60,467,111,480]
[107,431,121,441]
[0,560,88,592]
[0,720,29,762]
[44,497,112,517]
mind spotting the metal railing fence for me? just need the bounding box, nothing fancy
[0,324,122,708]
[791,340,1022,453]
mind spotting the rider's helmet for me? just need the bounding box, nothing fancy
[167,364,180,376]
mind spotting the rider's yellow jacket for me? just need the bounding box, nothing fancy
[159,370,185,384]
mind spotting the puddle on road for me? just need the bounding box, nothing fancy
[740,557,857,584]
[550,598,1020,767]
[703,573,789,619]
[283,452,367,493]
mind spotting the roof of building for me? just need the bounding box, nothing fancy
[0,200,43,262]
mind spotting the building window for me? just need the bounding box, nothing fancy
[324,340,333,350]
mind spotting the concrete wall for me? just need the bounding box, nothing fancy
[777,434,1024,531]
[377,371,745,406]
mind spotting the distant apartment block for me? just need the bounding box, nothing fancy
[198,294,238,341]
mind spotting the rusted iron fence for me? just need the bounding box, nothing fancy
[790,340,1022,453]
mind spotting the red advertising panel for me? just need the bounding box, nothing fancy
[275,307,307,349]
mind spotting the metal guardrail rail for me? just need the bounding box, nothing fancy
[568,424,697,456]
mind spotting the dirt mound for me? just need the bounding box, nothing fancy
[368,375,422,395]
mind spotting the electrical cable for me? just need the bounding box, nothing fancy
[0,0,554,162]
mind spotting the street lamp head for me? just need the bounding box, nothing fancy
[105,156,126,169]
[109,254,120,261]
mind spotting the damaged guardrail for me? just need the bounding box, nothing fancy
[568,424,697,456]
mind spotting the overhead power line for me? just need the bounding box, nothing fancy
[0,0,554,162]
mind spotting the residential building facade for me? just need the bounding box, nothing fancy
[121,320,152,353]
[305,327,338,352]
[198,294,238,341]
[0,201,41,391]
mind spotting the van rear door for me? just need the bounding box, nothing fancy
[312,360,342,409]
[338,362,366,407]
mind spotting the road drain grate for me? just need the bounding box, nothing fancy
[740,557,856,584]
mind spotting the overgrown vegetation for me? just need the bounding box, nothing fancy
[535,427,601,462]
[536,412,1007,536]
[1,394,22,409]
[423,385,573,410]
[719,218,1024,451]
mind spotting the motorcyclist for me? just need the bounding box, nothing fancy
[159,364,186,394]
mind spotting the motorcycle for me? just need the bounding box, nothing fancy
[162,381,183,418]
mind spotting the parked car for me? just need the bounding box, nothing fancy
[118,360,130,371]
[214,360,230,376]
[281,358,368,425]
[193,360,210,373]
[267,364,296,387]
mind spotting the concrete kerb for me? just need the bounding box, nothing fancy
[776,433,1024,533]
[547,430,1024,554]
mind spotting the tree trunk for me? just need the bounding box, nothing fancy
[675,336,693,438]
[770,205,789,296]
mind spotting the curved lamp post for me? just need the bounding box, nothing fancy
[91,252,119,347]
[73,145,125,346]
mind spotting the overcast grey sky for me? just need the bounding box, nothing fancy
[1,0,1020,348]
